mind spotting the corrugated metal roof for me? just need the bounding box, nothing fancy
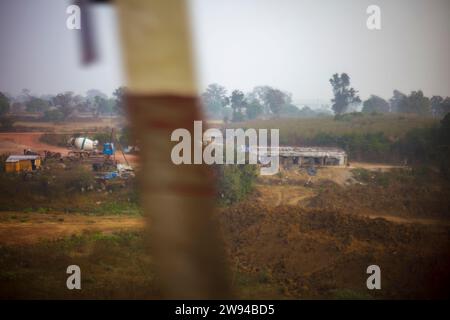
[6,155,41,162]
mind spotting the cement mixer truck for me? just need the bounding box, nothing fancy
[67,137,99,158]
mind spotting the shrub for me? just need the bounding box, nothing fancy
[39,133,73,147]
[61,166,95,191]
[93,132,113,146]
[43,109,64,122]
[214,164,258,205]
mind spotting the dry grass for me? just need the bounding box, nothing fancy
[0,231,159,299]
[0,230,285,299]
[227,113,437,145]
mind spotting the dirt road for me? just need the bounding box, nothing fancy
[256,185,315,207]
[0,132,68,155]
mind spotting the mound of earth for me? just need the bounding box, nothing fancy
[307,178,450,219]
[217,202,450,299]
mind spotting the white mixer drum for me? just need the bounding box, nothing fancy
[73,137,98,151]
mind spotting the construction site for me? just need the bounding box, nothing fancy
[2,129,134,180]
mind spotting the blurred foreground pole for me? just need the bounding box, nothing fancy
[115,0,231,299]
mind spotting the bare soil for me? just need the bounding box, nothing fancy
[0,132,68,155]
[218,201,450,299]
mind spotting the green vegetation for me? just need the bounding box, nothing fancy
[0,165,94,199]
[0,92,15,131]
[43,109,64,122]
[0,231,159,299]
[26,97,50,113]
[90,201,141,216]
[0,163,139,214]
[39,133,72,146]
[202,83,327,121]
[395,113,450,177]
[214,164,258,205]
[329,73,361,115]
[229,113,436,142]
[228,113,438,162]
[362,95,389,114]
[0,230,284,299]
[200,73,449,122]
[92,132,112,145]
[1,87,127,123]
[0,92,9,116]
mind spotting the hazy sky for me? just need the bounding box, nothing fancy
[0,0,449,103]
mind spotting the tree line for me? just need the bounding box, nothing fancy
[1,73,449,128]
[0,87,126,128]
[330,73,450,117]
[201,84,331,122]
[201,73,450,122]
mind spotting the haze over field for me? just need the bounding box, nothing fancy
[0,0,449,101]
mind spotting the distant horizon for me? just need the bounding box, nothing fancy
[3,86,444,111]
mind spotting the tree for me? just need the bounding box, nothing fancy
[389,90,430,115]
[389,90,408,113]
[95,96,116,115]
[18,88,31,103]
[0,92,13,131]
[11,102,26,113]
[280,104,301,117]
[431,96,450,118]
[73,96,90,113]
[329,73,361,115]
[26,97,50,113]
[431,96,443,117]
[251,86,291,117]
[403,91,431,115]
[43,109,64,122]
[362,95,389,113]
[230,90,247,122]
[442,98,450,117]
[245,98,264,120]
[265,88,290,116]
[113,86,127,115]
[0,92,10,116]
[214,164,258,205]
[201,84,229,118]
[51,92,75,120]
[298,106,317,117]
[86,89,107,101]
[250,86,269,114]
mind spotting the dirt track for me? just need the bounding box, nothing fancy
[0,132,68,155]
[257,185,315,207]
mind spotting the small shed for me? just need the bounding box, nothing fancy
[5,155,42,173]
